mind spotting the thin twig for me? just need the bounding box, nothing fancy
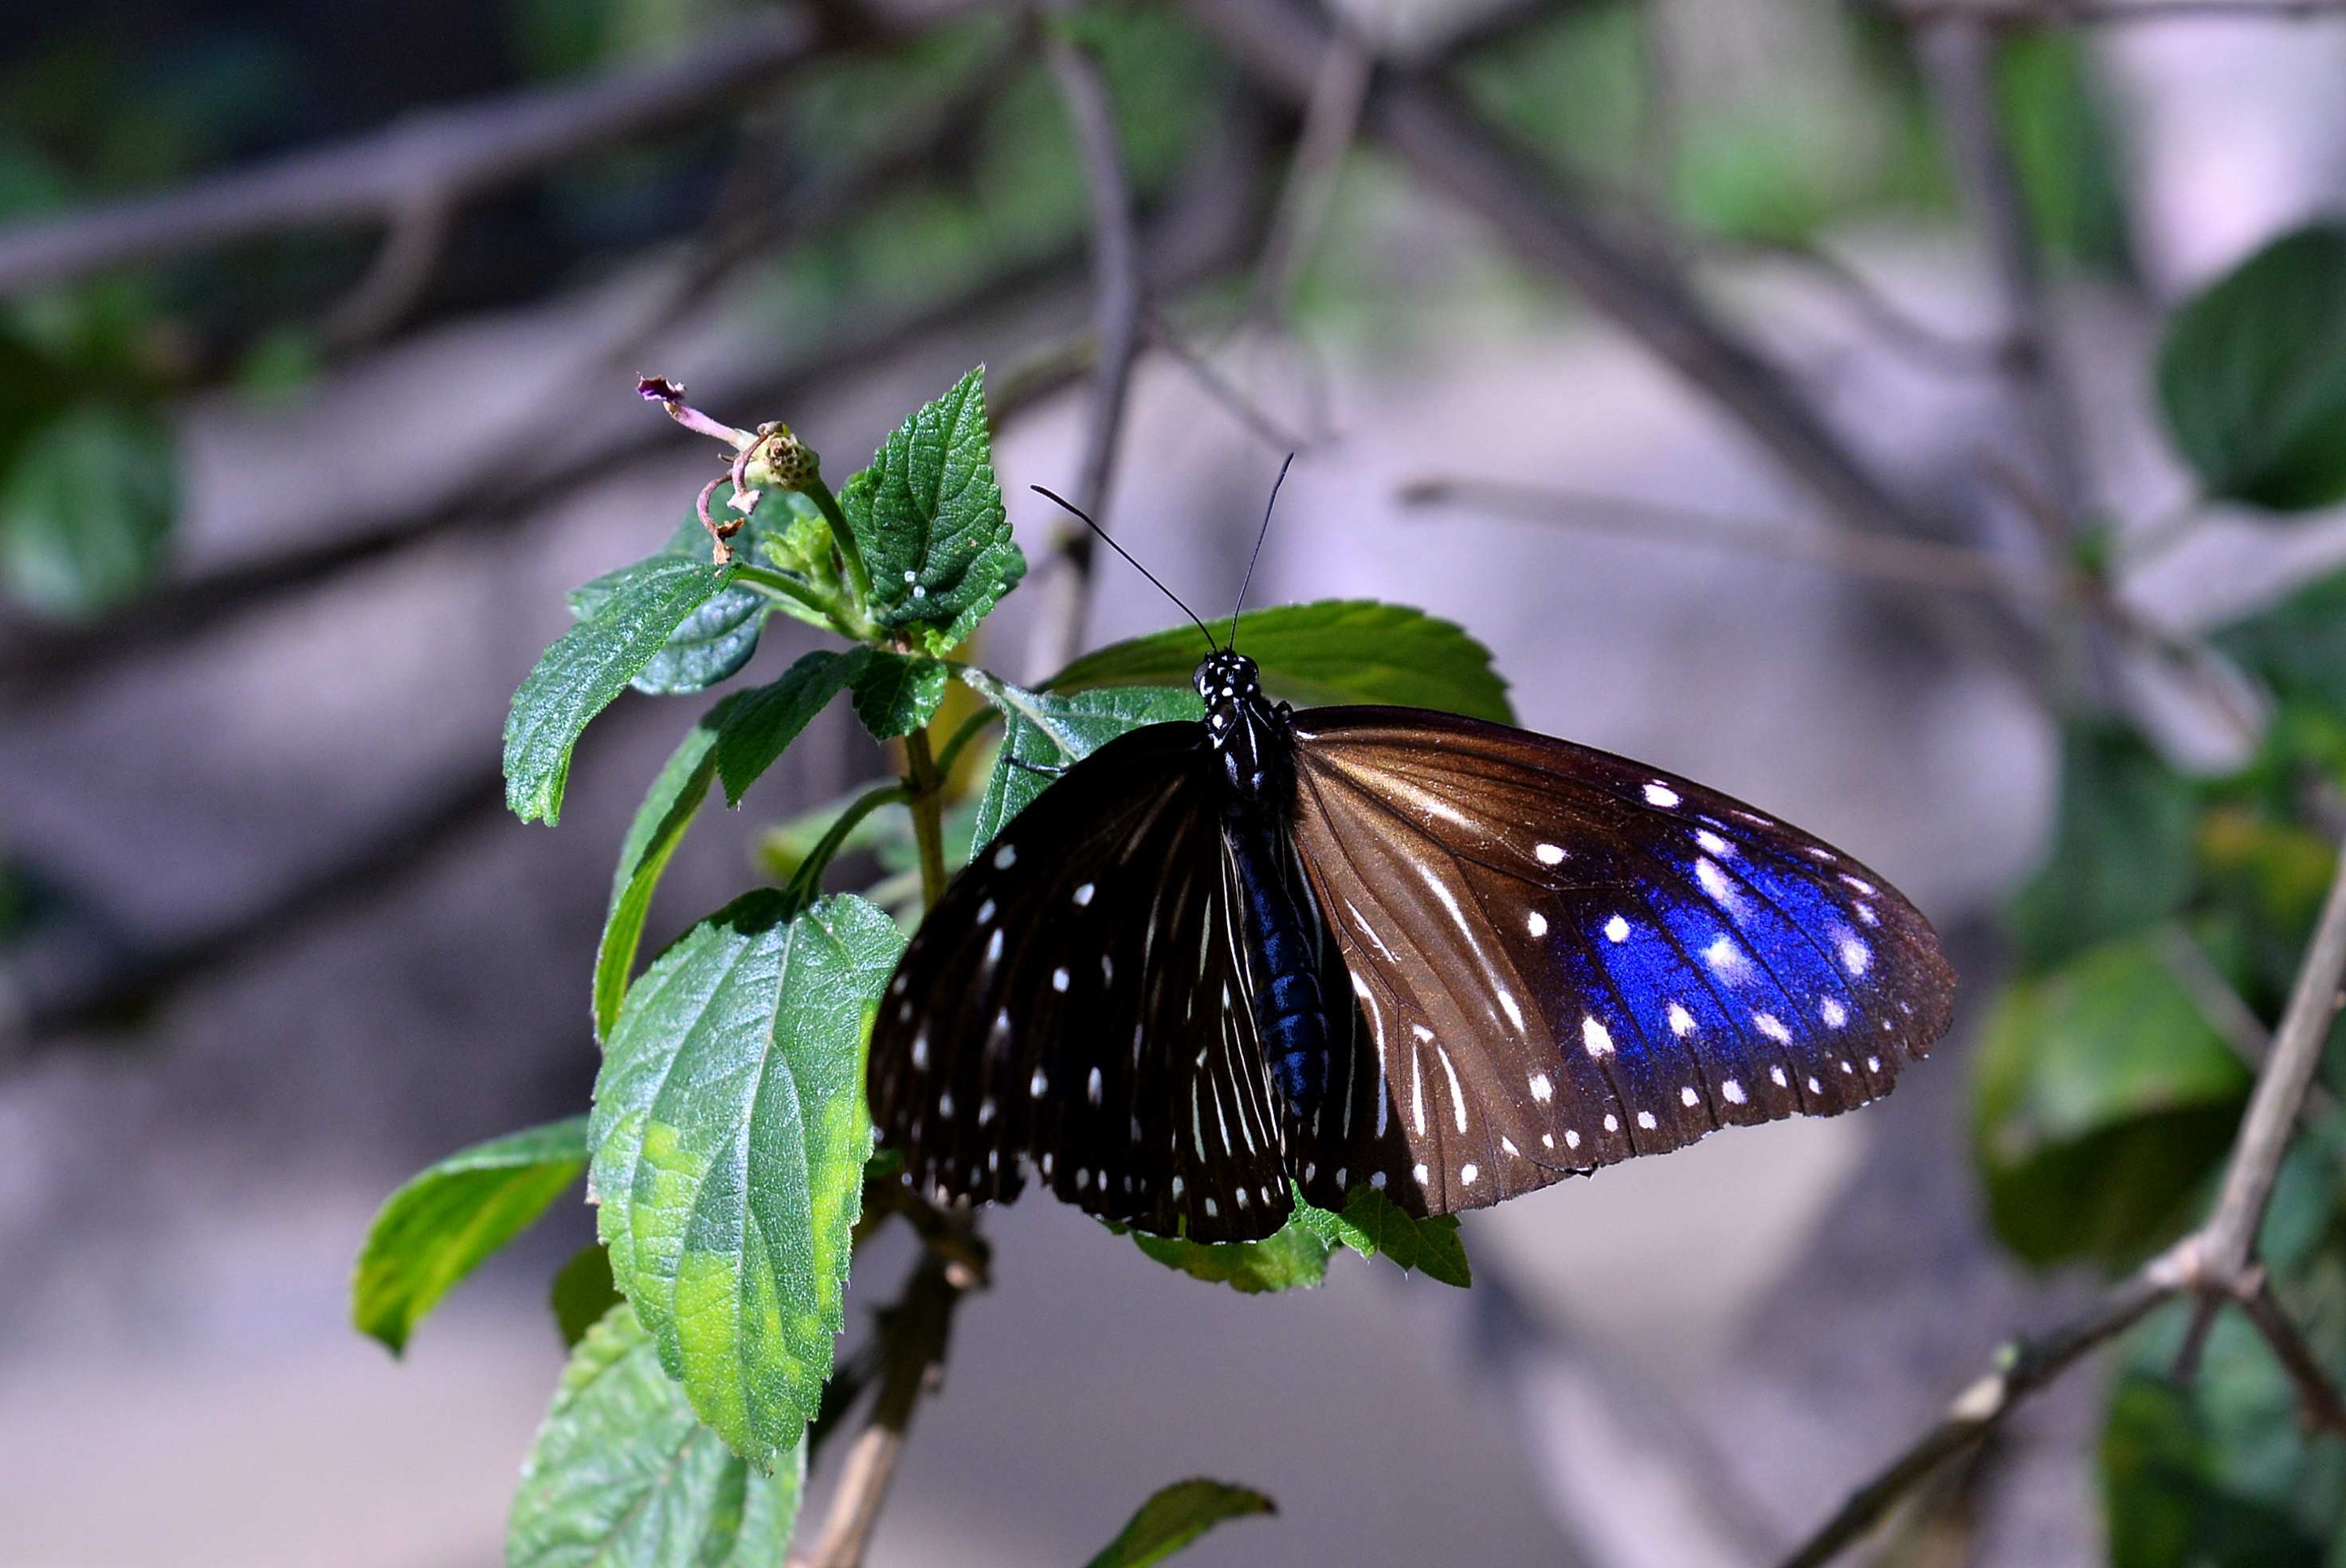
[1915,19,2093,528]
[1145,314,1313,452]
[1401,475,2067,603]
[1248,18,1375,323]
[1775,837,2346,1566]
[1178,0,2054,704]
[320,196,456,348]
[1024,2,1149,682]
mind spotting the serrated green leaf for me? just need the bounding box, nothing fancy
[2007,720,2198,972]
[839,365,1023,652]
[847,651,948,739]
[509,1303,804,1568]
[591,892,903,1464]
[504,557,737,825]
[550,1245,622,1351]
[1971,936,2250,1269]
[1049,601,1514,723]
[570,487,827,695]
[595,700,735,1041]
[713,649,862,807]
[1130,1221,1335,1294]
[2214,567,2346,721]
[2157,223,2346,512]
[1083,1478,1277,1568]
[1291,1183,1472,1287]
[351,1116,589,1354]
[0,402,175,618]
[959,675,1200,853]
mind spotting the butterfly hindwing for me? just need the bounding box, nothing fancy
[1287,706,1955,1217]
[868,722,1295,1243]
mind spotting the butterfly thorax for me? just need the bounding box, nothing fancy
[1195,649,1330,1120]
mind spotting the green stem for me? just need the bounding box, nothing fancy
[784,783,913,907]
[802,472,873,610]
[931,704,1001,781]
[903,727,949,911]
[733,563,853,626]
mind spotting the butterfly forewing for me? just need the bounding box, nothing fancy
[1286,706,1955,1216]
[868,723,1295,1243]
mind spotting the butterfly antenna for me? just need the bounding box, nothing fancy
[1229,453,1294,648]
[1030,484,1216,651]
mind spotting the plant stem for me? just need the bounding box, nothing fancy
[732,563,857,634]
[902,727,948,911]
[801,472,873,611]
[783,784,913,907]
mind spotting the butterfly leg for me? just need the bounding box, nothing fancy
[1003,755,1072,779]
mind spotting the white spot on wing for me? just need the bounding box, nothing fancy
[1636,1110,1658,1130]
[1087,1066,1102,1104]
[1644,782,1681,808]
[1695,829,1731,856]
[1030,1067,1049,1097]
[1721,1078,1747,1104]
[1705,935,1746,976]
[1528,1072,1553,1102]
[1680,1085,1699,1107]
[1528,910,1549,938]
[1838,936,1871,975]
[984,928,1003,965]
[1073,882,1094,906]
[1667,1002,1695,1037]
[1461,1163,1479,1184]
[1051,966,1069,992]
[994,844,1016,869]
[1820,998,1848,1029]
[1412,1162,1430,1186]
[1583,1017,1614,1057]
[1534,842,1565,866]
[1604,914,1630,943]
[1755,1011,1792,1044]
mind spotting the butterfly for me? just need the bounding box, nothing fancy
[868,470,1956,1244]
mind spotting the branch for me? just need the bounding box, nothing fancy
[1176,0,2050,697]
[0,2,985,295]
[1024,2,1150,681]
[794,1218,987,1568]
[1775,837,2346,1566]
[1399,476,2066,603]
[1914,20,2092,526]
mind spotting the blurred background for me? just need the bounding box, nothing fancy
[6,0,2346,1564]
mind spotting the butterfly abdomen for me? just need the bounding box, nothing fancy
[1223,806,1331,1118]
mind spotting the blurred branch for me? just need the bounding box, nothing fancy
[1777,837,2346,1566]
[1178,0,2052,700]
[1248,17,1375,323]
[794,1213,987,1568]
[320,196,457,349]
[0,2,988,296]
[1025,2,1149,681]
[0,768,506,1059]
[1399,476,2070,603]
[1883,0,2346,24]
[1914,21,2092,526]
[1146,314,1315,451]
[1693,232,2012,378]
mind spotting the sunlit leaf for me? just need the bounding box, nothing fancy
[351,1117,588,1354]
[839,364,1022,653]
[509,1304,803,1568]
[591,892,902,1464]
[960,676,1200,853]
[712,649,861,806]
[847,651,949,739]
[595,698,734,1041]
[1049,601,1514,723]
[504,557,736,825]
[0,402,175,618]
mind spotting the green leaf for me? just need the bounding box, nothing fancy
[960,675,1201,853]
[1049,601,1515,723]
[847,651,949,739]
[595,700,734,1041]
[508,1304,804,1568]
[550,1245,622,1350]
[2101,1311,2341,1568]
[714,649,862,807]
[2157,222,2346,511]
[504,557,737,825]
[1291,1183,1472,1287]
[2007,720,2198,971]
[351,1117,589,1354]
[1971,936,2250,1268]
[0,402,175,618]
[591,892,903,1464]
[2214,567,2346,721]
[1130,1222,1335,1294]
[838,364,1023,653]
[570,488,826,695]
[1082,1478,1277,1568]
